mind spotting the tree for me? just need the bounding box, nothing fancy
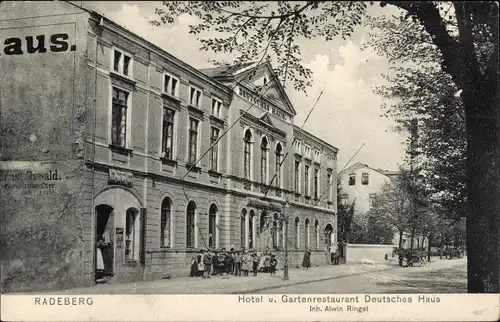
[151,1,499,293]
[336,186,355,244]
[366,170,411,260]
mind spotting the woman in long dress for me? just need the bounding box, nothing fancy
[96,237,106,279]
[301,249,311,270]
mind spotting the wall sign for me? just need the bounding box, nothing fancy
[1,33,76,56]
[108,169,133,188]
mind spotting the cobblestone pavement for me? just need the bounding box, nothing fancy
[35,258,466,294]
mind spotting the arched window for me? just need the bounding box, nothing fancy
[160,198,171,248]
[275,143,283,188]
[186,201,196,248]
[260,137,269,185]
[240,209,247,248]
[249,210,255,249]
[208,204,218,249]
[305,218,310,249]
[294,217,300,249]
[314,220,320,250]
[244,130,252,180]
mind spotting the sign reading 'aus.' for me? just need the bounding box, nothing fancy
[0,33,76,56]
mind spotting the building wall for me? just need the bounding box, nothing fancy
[0,1,91,292]
[338,164,392,216]
[1,1,341,291]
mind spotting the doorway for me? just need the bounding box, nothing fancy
[95,204,115,282]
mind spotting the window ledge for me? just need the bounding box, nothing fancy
[109,144,132,155]
[185,163,201,173]
[209,114,225,124]
[208,169,222,177]
[160,157,177,166]
[187,104,204,114]
[294,192,301,197]
[110,71,136,86]
[161,92,182,104]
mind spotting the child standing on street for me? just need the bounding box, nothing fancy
[269,254,278,276]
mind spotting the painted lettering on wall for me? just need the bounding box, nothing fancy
[1,169,62,197]
[1,33,76,56]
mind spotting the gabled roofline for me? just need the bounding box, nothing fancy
[65,1,233,97]
[236,61,297,116]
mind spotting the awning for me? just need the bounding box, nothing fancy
[247,198,283,212]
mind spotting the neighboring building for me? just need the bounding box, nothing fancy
[0,1,339,292]
[338,162,396,218]
[338,162,427,248]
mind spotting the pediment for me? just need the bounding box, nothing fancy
[259,113,274,127]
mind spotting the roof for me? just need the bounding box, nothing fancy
[200,62,256,78]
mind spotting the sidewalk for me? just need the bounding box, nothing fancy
[39,262,395,295]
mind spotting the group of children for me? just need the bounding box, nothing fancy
[189,248,279,278]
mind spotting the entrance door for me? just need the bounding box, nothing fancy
[324,223,334,263]
[95,204,115,281]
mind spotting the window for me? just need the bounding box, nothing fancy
[240,209,246,248]
[260,137,268,185]
[294,160,300,193]
[125,208,138,260]
[208,204,218,249]
[189,86,202,108]
[305,219,310,249]
[304,165,310,196]
[163,73,179,97]
[111,87,129,147]
[186,201,196,248]
[305,145,311,159]
[113,49,133,77]
[314,149,321,162]
[362,173,369,185]
[160,198,171,248]
[314,220,320,250]
[275,143,282,188]
[327,173,333,202]
[341,193,349,205]
[161,107,175,159]
[244,130,252,180]
[211,97,222,117]
[349,173,356,186]
[295,217,300,249]
[248,210,255,249]
[314,169,319,199]
[209,127,220,172]
[188,118,199,164]
[294,140,302,154]
[369,194,376,208]
[263,77,268,85]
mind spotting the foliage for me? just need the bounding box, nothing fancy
[364,12,467,219]
[336,186,355,244]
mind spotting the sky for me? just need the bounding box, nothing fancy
[86,1,408,172]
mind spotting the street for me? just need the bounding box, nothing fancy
[257,258,467,294]
[38,258,466,295]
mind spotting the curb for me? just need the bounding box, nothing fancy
[229,265,397,294]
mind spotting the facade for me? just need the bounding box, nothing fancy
[338,162,427,248]
[0,1,339,292]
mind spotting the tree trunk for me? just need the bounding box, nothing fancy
[463,84,500,293]
[427,234,432,262]
[398,230,403,267]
